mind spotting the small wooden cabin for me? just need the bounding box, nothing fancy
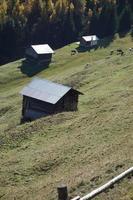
[25,44,54,65]
[20,78,83,121]
[80,35,99,48]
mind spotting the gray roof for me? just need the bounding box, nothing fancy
[31,44,54,54]
[20,78,82,104]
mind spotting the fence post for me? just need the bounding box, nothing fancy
[57,184,68,200]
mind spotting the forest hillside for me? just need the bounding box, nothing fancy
[0,0,133,64]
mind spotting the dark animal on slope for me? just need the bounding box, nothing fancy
[117,48,124,56]
[129,48,133,52]
[71,49,77,55]
[110,50,114,55]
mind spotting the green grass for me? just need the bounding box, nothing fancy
[0,34,133,200]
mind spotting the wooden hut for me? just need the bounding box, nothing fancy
[80,35,99,48]
[25,44,54,65]
[20,77,83,121]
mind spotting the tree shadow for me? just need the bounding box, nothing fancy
[76,46,91,53]
[131,34,133,41]
[118,31,128,38]
[98,35,115,48]
[130,25,133,41]
[18,59,50,77]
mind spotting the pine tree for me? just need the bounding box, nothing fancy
[118,5,131,33]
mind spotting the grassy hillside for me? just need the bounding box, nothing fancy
[0,34,133,200]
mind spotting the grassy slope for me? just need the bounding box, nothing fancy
[0,34,133,200]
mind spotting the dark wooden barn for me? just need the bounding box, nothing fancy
[20,78,83,121]
[25,44,54,65]
[80,35,99,48]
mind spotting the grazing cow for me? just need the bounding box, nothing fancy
[110,50,114,55]
[129,47,133,52]
[71,49,77,55]
[117,48,124,56]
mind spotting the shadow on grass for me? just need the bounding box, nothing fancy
[98,35,115,48]
[76,35,115,53]
[76,46,90,53]
[18,60,50,77]
[118,29,131,38]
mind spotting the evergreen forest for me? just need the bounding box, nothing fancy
[0,0,133,63]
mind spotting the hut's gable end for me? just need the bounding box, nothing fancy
[55,90,79,112]
[25,47,38,59]
[91,39,98,46]
[80,38,90,47]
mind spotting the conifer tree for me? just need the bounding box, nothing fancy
[118,5,131,33]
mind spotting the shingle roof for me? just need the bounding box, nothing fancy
[20,78,82,104]
[31,44,54,54]
[82,35,99,42]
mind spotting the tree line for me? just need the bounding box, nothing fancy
[0,0,133,64]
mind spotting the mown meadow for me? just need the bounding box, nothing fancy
[0,34,133,200]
